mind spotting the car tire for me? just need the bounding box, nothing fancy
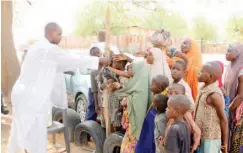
[75,94,88,122]
[52,108,81,142]
[74,120,106,153]
[103,132,124,153]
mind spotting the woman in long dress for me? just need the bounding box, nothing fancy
[147,30,173,84]
[180,38,202,100]
[133,30,172,153]
[224,43,243,153]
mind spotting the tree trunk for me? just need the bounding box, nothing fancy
[1,1,20,101]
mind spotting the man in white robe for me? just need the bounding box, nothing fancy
[7,22,110,153]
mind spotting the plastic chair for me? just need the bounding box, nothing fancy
[48,108,70,153]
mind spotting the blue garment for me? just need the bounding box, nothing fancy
[224,96,230,118]
[86,88,97,121]
[169,47,177,58]
[199,139,221,153]
[195,147,200,153]
[135,107,157,153]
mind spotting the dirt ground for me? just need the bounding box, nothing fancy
[1,105,96,153]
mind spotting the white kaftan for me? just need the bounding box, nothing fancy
[8,38,99,153]
[178,79,195,111]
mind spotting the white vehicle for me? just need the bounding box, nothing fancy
[64,50,91,122]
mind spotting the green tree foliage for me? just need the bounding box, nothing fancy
[74,0,140,36]
[191,16,217,41]
[141,7,188,38]
[226,16,243,42]
[74,0,188,37]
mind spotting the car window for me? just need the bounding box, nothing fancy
[64,74,72,93]
[79,69,91,75]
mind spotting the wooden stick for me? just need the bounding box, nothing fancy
[104,7,111,137]
[105,7,111,57]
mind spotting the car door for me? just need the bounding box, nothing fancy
[64,71,75,107]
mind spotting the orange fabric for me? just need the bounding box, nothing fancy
[184,39,202,101]
[167,56,183,68]
[166,55,174,68]
[159,46,183,68]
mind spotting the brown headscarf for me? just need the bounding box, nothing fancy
[224,42,243,101]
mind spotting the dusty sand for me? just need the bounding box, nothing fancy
[1,107,96,153]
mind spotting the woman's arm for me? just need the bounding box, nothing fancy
[113,54,133,63]
[229,75,243,111]
[107,66,133,78]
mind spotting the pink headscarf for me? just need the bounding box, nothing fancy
[224,42,243,101]
[216,61,224,88]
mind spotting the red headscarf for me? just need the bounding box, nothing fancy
[216,61,224,88]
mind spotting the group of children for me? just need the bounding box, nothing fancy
[87,30,243,153]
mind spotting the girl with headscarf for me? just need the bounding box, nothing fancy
[130,30,171,153]
[181,38,202,100]
[224,43,243,153]
[147,30,173,84]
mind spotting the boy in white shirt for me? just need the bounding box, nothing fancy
[171,60,194,110]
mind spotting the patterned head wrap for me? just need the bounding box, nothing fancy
[149,29,172,47]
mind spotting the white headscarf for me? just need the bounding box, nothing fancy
[148,48,172,84]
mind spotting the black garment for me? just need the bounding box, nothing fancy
[1,94,9,115]
[165,121,191,153]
